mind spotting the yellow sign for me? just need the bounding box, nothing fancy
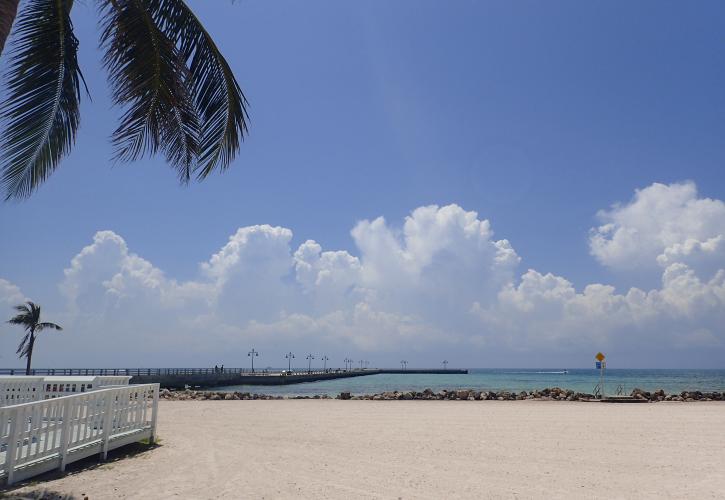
[595,352,605,362]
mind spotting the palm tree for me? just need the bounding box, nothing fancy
[7,301,63,375]
[0,0,248,200]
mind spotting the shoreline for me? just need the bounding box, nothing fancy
[160,386,724,402]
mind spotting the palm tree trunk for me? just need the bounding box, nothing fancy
[0,0,20,57]
[25,332,35,375]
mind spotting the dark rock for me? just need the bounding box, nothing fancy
[631,387,652,400]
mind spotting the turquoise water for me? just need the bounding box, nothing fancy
[215,369,725,397]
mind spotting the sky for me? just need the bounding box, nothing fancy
[1,0,725,369]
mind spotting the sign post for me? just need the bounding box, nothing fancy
[595,352,606,399]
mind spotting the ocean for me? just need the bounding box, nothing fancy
[215,368,725,397]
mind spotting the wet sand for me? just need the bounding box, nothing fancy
[7,400,725,499]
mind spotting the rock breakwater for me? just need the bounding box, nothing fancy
[159,387,724,402]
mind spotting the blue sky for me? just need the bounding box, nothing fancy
[1,1,725,368]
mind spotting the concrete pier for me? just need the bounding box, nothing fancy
[131,369,469,389]
[131,369,369,388]
[0,368,468,389]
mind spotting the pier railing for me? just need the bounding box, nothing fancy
[0,368,251,376]
[0,368,375,377]
[0,383,159,486]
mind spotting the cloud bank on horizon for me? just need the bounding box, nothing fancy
[1,181,724,368]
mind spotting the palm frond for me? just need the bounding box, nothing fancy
[0,0,21,57]
[0,0,86,200]
[150,0,249,179]
[16,332,30,356]
[8,301,34,327]
[99,0,200,181]
[7,314,31,327]
[36,321,63,331]
[13,302,31,313]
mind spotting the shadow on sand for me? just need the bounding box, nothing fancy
[1,491,78,500]
[1,440,161,499]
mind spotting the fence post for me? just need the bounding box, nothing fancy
[6,405,22,485]
[59,397,73,472]
[101,391,115,460]
[149,384,160,444]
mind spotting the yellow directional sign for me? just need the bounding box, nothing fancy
[595,352,605,362]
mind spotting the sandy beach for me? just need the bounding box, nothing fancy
[5,400,725,499]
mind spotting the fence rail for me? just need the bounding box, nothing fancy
[0,383,159,486]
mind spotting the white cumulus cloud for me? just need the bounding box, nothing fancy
[474,264,725,353]
[2,184,724,368]
[589,182,725,273]
[0,278,25,308]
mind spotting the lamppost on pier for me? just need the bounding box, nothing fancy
[306,353,315,373]
[400,360,408,370]
[359,359,364,370]
[248,349,259,373]
[285,352,295,372]
[343,358,350,371]
[322,355,329,372]
[442,360,449,370]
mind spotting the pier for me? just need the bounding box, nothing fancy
[0,368,468,389]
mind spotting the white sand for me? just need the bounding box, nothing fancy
[8,400,725,499]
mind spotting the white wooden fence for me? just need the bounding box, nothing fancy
[0,377,45,407]
[0,383,159,485]
[1,376,132,407]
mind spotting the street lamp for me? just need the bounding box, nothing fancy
[442,360,448,370]
[248,349,259,373]
[400,360,408,370]
[359,359,364,370]
[343,358,350,371]
[285,352,295,372]
[322,355,330,372]
[306,353,315,373]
